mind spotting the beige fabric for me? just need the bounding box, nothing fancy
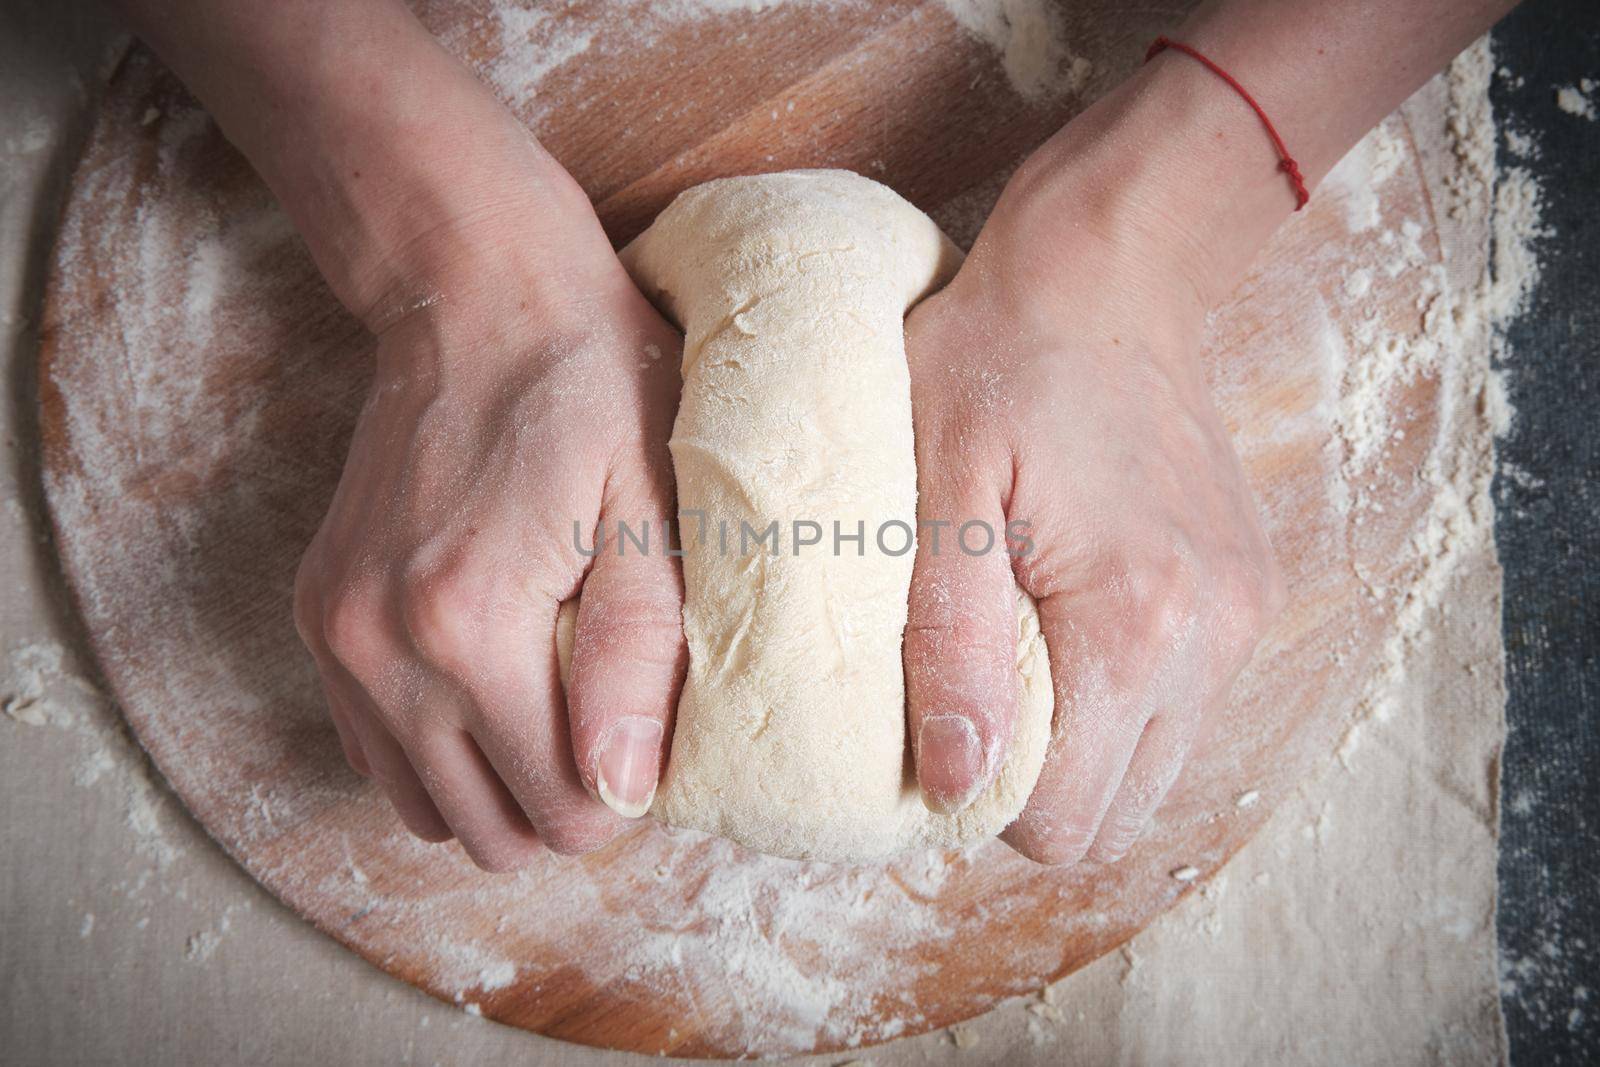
[0,5,1504,1064]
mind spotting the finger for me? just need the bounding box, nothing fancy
[294,568,370,777]
[345,705,453,843]
[313,579,453,841]
[318,666,372,777]
[904,466,1017,814]
[343,587,546,870]
[394,552,624,855]
[1084,640,1252,864]
[402,726,543,873]
[459,596,626,856]
[568,474,685,819]
[1001,593,1150,865]
[1084,708,1203,864]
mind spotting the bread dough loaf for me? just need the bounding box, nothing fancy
[558,170,1053,863]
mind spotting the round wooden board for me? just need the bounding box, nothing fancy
[38,1,1449,1058]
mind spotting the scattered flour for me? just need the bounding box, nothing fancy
[1327,39,1542,768]
[1501,943,1593,1036]
[1503,125,1537,160]
[483,5,596,99]
[3,640,92,727]
[935,0,1091,99]
[1554,79,1596,121]
[455,0,1089,113]
[185,928,222,962]
[1322,120,1409,233]
[3,113,53,157]
[3,634,189,895]
[181,901,252,964]
[947,1023,980,1049]
[23,11,1544,1058]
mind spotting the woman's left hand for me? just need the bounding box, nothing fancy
[902,128,1285,863]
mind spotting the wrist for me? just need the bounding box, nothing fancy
[378,245,639,381]
[335,156,616,340]
[985,51,1300,313]
[122,0,613,333]
[245,31,606,330]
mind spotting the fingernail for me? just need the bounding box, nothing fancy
[918,714,985,815]
[595,716,663,819]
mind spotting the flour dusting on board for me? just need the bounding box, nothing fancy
[1320,40,1543,767]
[934,0,1091,98]
[33,9,1538,1056]
[451,0,1091,115]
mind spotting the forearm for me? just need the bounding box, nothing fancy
[111,0,599,329]
[995,0,1518,311]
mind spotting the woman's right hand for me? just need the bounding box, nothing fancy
[103,0,691,869]
[293,214,687,870]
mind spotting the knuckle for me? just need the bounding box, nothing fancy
[1212,554,1285,653]
[322,584,388,674]
[576,576,684,662]
[907,578,1011,657]
[1142,553,1202,641]
[1101,546,1202,660]
[400,563,487,667]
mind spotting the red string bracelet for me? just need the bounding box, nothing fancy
[1144,35,1310,211]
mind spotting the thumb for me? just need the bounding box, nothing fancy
[904,470,1018,814]
[567,469,686,819]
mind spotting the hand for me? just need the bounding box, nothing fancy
[116,0,692,869]
[903,100,1285,863]
[900,0,1520,861]
[293,210,686,870]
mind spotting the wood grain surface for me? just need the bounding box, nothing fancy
[36,1,1450,1057]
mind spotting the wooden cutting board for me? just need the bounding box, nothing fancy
[37,0,1449,1057]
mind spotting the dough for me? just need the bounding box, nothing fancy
[558,170,1053,863]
